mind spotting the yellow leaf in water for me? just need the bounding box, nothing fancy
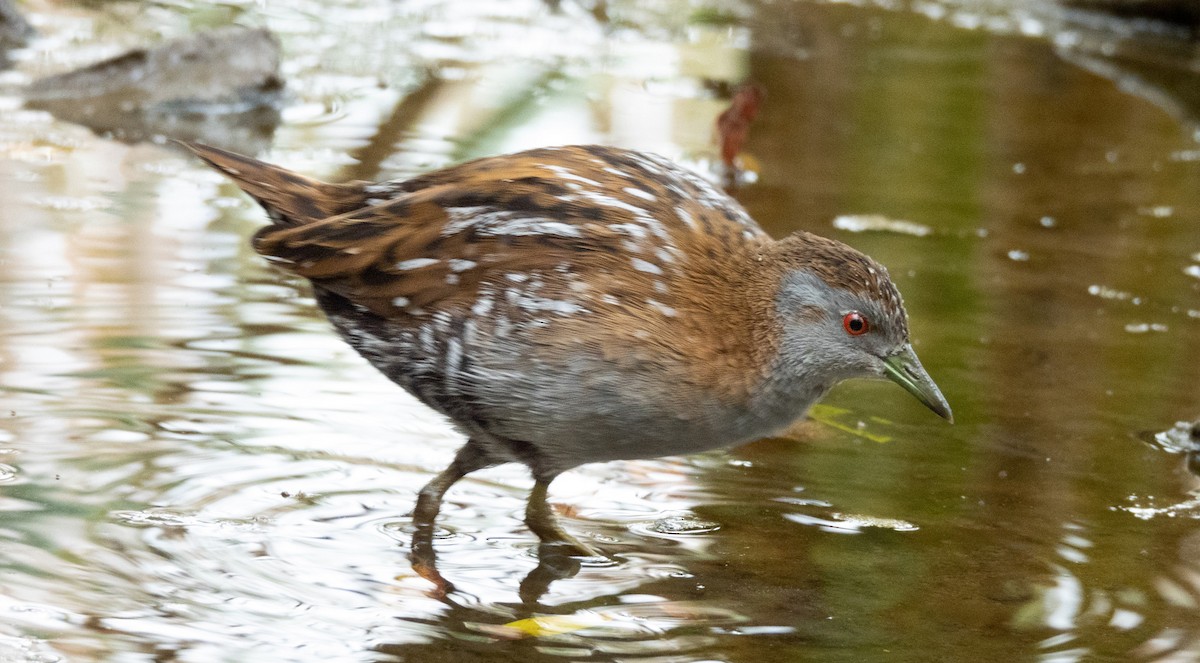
[807,404,892,443]
[494,611,611,639]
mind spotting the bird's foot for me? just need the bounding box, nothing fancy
[526,518,603,558]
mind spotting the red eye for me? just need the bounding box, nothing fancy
[843,312,869,336]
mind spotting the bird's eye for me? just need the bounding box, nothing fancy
[843,311,869,336]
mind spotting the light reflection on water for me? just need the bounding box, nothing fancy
[0,0,1199,661]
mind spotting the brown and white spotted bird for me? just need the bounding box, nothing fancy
[188,143,952,555]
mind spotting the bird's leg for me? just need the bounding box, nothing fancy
[413,463,466,525]
[525,476,601,557]
[411,441,492,595]
[413,440,492,524]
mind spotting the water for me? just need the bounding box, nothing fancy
[1,0,1199,660]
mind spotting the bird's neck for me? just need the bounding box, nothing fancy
[672,238,792,400]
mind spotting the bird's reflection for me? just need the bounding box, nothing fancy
[409,509,587,605]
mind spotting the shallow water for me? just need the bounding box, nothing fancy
[1,0,1199,661]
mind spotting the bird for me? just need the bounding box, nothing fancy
[186,142,952,555]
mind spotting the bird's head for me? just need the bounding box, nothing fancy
[767,232,952,422]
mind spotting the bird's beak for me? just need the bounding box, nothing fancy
[881,344,953,423]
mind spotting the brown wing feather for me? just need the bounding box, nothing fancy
[253,191,630,316]
[246,145,769,319]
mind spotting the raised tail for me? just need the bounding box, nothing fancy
[183,142,367,227]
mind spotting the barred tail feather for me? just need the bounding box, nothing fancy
[183,142,366,227]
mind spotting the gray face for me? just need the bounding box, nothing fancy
[775,270,907,378]
[774,269,952,421]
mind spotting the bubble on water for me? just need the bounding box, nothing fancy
[1008,250,1030,262]
[110,509,204,528]
[648,516,721,536]
[28,195,112,212]
[783,511,917,533]
[1185,265,1200,280]
[830,513,918,532]
[832,214,932,237]
[1125,323,1168,334]
[1017,17,1045,37]
[1087,285,1133,301]
[1139,206,1174,218]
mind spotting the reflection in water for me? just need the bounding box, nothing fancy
[0,0,1199,661]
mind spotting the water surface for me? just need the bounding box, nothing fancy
[1,1,1199,661]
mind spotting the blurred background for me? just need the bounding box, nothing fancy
[0,0,1199,660]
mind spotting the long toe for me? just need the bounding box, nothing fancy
[525,514,603,558]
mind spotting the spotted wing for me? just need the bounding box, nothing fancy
[252,145,769,319]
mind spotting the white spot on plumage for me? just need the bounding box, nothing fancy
[574,190,655,223]
[364,182,394,195]
[675,206,698,229]
[433,311,452,331]
[624,187,656,201]
[395,258,439,270]
[541,164,602,187]
[449,259,477,272]
[442,206,583,238]
[648,299,677,317]
[631,257,663,275]
[518,296,586,315]
[472,293,494,317]
[419,324,435,352]
[492,219,583,237]
[611,223,648,240]
[445,337,463,375]
[507,273,529,283]
[628,153,666,176]
[392,296,410,307]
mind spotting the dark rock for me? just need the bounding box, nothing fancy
[0,0,34,68]
[0,0,33,47]
[26,26,282,109]
[1061,0,1200,31]
[24,26,284,149]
